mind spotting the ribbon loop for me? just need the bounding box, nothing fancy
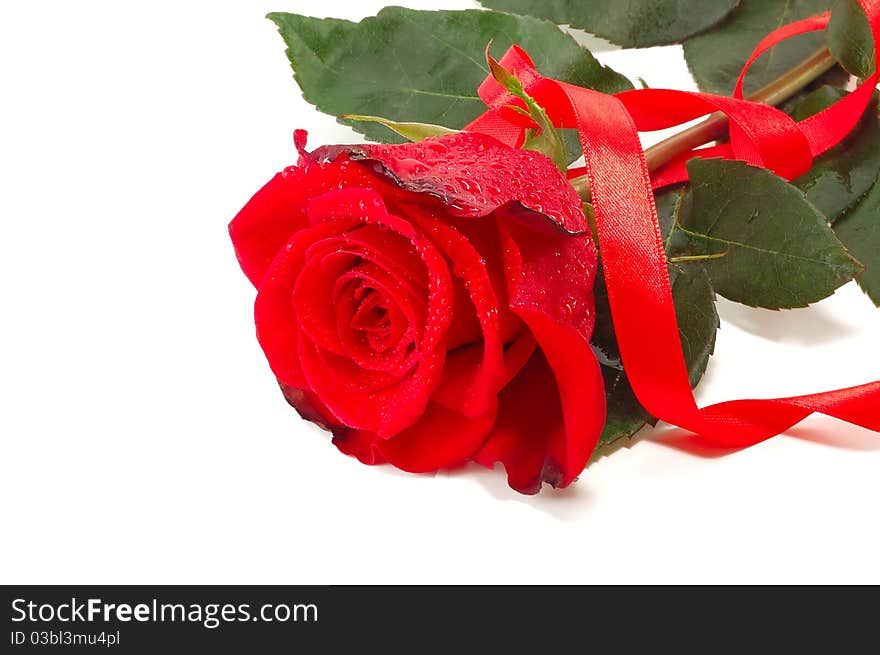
[465,0,880,447]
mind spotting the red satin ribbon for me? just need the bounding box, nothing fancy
[465,0,880,447]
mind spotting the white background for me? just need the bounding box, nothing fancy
[1,0,878,584]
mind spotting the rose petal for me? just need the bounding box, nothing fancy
[305,188,452,349]
[308,132,588,234]
[473,214,604,492]
[293,246,362,357]
[333,269,419,375]
[474,351,565,494]
[294,238,423,368]
[445,216,523,344]
[499,329,538,385]
[278,382,341,432]
[377,400,497,472]
[255,222,352,388]
[341,223,427,293]
[230,157,379,286]
[332,428,386,466]
[413,216,505,417]
[498,211,598,341]
[337,332,536,473]
[298,188,453,437]
[509,311,606,490]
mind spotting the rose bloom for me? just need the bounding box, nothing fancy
[230,130,605,493]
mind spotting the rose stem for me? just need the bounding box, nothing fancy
[570,47,838,201]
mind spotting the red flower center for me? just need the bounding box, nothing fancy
[346,282,406,353]
[293,223,430,380]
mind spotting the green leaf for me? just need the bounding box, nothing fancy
[592,267,653,446]
[657,187,721,389]
[779,66,854,116]
[596,186,719,446]
[787,86,880,305]
[791,88,880,223]
[834,177,880,304]
[786,84,848,120]
[683,0,832,95]
[268,7,632,144]
[780,70,856,127]
[669,263,720,387]
[682,158,862,309]
[478,0,740,48]
[827,0,876,78]
[341,115,459,142]
[598,366,653,446]
[657,184,694,255]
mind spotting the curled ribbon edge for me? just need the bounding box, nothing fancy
[464,0,880,448]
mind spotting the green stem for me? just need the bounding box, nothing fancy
[571,47,839,202]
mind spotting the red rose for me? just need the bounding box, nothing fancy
[230,130,605,494]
